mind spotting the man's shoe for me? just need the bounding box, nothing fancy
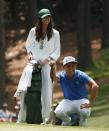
[16,121,20,124]
[79,118,87,126]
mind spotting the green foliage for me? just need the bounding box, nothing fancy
[86,48,109,79]
[85,49,109,128]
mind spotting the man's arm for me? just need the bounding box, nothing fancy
[80,79,99,109]
[88,79,99,107]
[50,62,60,83]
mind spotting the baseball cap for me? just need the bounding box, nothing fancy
[38,8,51,19]
[63,56,78,65]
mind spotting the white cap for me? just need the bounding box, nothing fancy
[63,56,77,65]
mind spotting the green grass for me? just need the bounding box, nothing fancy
[0,123,108,131]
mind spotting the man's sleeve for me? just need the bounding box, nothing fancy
[80,72,92,84]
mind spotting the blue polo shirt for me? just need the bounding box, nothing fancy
[57,70,92,100]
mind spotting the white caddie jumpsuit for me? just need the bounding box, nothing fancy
[25,27,60,122]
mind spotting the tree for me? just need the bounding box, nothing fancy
[26,0,37,32]
[0,0,6,107]
[76,0,92,70]
[102,0,109,49]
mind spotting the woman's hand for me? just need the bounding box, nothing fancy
[38,59,48,65]
[28,52,33,61]
[39,57,54,65]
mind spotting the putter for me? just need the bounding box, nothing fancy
[49,62,56,124]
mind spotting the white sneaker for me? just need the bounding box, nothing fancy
[41,118,48,125]
[16,121,20,124]
[61,121,68,126]
[41,122,47,125]
[61,121,73,126]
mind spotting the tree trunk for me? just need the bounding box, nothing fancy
[76,0,92,70]
[26,0,37,32]
[102,0,109,49]
[0,0,6,107]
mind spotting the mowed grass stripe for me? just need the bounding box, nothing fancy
[0,123,109,131]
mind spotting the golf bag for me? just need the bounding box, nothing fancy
[25,63,43,124]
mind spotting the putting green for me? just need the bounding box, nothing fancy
[0,123,108,131]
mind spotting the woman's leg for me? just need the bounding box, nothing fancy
[41,64,53,123]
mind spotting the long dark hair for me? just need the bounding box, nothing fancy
[35,18,53,42]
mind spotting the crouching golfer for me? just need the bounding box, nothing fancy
[54,56,99,126]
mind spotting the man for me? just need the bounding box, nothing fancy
[54,56,99,126]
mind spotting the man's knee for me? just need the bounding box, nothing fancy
[55,109,63,118]
[80,108,91,118]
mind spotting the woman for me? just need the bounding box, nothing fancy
[25,8,60,124]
